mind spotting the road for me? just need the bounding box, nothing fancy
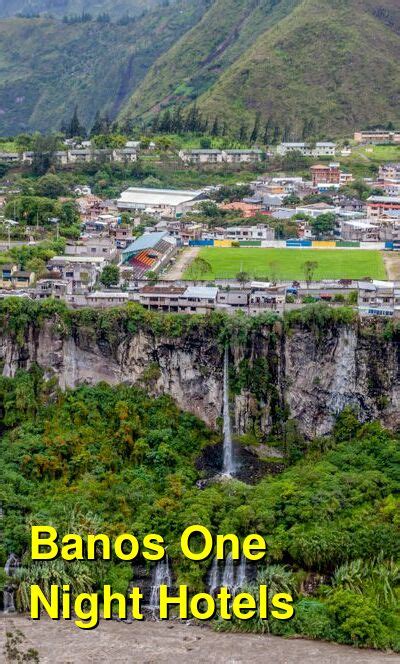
[164,247,199,280]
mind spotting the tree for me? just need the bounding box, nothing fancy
[35,174,67,198]
[31,134,60,176]
[303,260,319,287]
[236,271,250,289]
[250,113,261,144]
[188,257,212,280]
[283,194,301,207]
[145,270,158,285]
[311,213,336,239]
[99,264,120,288]
[66,105,86,139]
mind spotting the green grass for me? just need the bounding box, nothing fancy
[184,248,387,281]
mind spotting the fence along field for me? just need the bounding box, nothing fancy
[183,248,387,281]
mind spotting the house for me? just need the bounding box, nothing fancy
[219,201,263,218]
[310,163,341,186]
[47,256,106,292]
[117,187,206,217]
[12,271,35,288]
[205,225,274,242]
[354,131,400,144]
[295,203,339,218]
[0,152,20,164]
[85,291,131,308]
[112,148,137,163]
[35,278,73,300]
[277,142,336,157]
[110,225,135,249]
[249,282,286,312]
[222,149,263,163]
[138,285,218,314]
[65,237,118,260]
[0,263,18,287]
[358,281,395,317]
[217,289,250,308]
[179,150,224,165]
[340,220,380,242]
[367,196,400,219]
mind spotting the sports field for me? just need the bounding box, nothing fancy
[183,248,387,281]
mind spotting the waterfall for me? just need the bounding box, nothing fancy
[208,554,248,595]
[221,553,235,591]
[148,556,172,612]
[235,556,247,591]
[4,554,20,614]
[222,347,235,476]
[208,557,220,595]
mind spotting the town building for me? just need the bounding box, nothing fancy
[310,163,341,186]
[47,256,106,292]
[138,285,218,314]
[117,188,206,217]
[354,131,400,144]
[366,196,400,218]
[340,220,380,242]
[65,237,118,260]
[277,142,336,157]
[358,281,395,317]
[179,149,224,165]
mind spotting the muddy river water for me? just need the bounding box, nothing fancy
[1,615,399,663]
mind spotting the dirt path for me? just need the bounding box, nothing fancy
[383,253,400,280]
[164,247,200,280]
[1,616,398,664]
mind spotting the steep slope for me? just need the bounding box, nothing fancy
[0,1,208,135]
[120,0,302,120]
[121,0,400,136]
[0,0,159,19]
[195,0,400,135]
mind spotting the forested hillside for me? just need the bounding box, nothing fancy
[123,0,400,136]
[1,0,400,136]
[1,369,399,650]
[0,0,161,19]
[0,1,208,135]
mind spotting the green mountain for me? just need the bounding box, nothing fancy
[0,0,159,19]
[121,0,400,136]
[0,1,208,135]
[1,0,400,137]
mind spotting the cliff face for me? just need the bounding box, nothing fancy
[1,317,399,438]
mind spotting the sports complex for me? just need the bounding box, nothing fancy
[182,247,388,281]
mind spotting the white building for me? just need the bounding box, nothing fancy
[117,187,206,217]
[277,142,336,157]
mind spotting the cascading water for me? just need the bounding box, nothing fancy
[208,554,248,595]
[221,553,235,591]
[222,347,235,476]
[148,556,172,613]
[3,554,20,613]
[208,557,220,595]
[235,557,247,591]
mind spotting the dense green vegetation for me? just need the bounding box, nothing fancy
[0,0,208,135]
[0,0,161,19]
[124,0,400,136]
[0,368,399,651]
[1,0,400,137]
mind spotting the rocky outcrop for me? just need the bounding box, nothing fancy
[1,316,399,439]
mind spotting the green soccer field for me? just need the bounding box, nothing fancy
[183,248,387,281]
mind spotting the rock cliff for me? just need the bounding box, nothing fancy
[1,313,399,439]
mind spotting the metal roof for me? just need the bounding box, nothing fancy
[123,232,168,255]
[118,187,204,207]
[184,286,218,299]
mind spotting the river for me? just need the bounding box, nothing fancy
[1,615,398,663]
